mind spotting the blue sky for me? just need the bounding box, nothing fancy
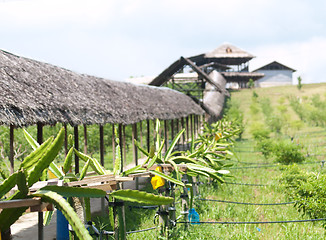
[1,0,325,84]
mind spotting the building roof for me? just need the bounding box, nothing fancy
[189,43,255,65]
[221,72,264,82]
[253,61,296,72]
[0,49,204,127]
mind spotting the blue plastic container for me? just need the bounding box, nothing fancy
[188,208,200,224]
[57,210,69,240]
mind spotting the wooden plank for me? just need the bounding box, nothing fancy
[0,198,41,209]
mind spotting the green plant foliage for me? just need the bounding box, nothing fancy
[40,185,106,198]
[110,189,174,205]
[27,128,65,186]
[33,190,93,240]
[273,140,305,165]
[63,147,74,174]
[149,170,185,187]
[0,172,17,199]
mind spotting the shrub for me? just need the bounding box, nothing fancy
[256,138,275,159]
[250,122,270,140]
[279,165,326,223]
[273,140,305,164]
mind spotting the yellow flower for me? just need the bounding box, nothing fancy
[151,166,165,190]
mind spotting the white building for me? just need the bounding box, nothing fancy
[253,61,296,88]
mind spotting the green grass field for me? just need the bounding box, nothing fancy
[92,83,326,239]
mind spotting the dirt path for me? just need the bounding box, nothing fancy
[11,157,149,240]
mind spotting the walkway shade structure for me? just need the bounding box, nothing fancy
[0,49,204,127]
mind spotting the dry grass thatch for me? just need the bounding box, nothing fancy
[0,50,204,127]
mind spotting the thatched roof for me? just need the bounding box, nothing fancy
[189,43,255,66]
[0,49,204,127]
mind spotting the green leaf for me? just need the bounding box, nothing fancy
[33,190,93,240]
[0,172,17,199]
[149,170,185,187]
[40,186,106,198]
[27,128,65,186]
[114,143,122,176]
[17,170,28,195]
[23,128,40,150]
[186,163,217,173]
[85,197,91,222]
[168,156,198,164]
[74,149,107,175]
[147,140,165,168]
[63,147,74,174]
[80,160,91,180]
[20,137,53,173]
[110,189,174,205]
[164,129,185,162]
[134,140,149,157]
[44,211,54,226]
[216,170,230,175]
[49,162,65,179]
[122,165,146,176]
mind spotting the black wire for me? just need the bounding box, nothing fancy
[176,218,326,225]
[198,198,295,205]
[224,182,269,187]
[126,226,157,234]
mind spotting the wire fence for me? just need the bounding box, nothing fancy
[176,218,326,225]
[198,198,295,206]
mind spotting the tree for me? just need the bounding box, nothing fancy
[297,76,303,90]
[247,78,255,89]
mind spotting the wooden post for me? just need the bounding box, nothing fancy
[122,125,126,167]
[112,124,116,164]
[74,126,79,174]
[83,124,87,154]
[139,121,143,149]
[186,116,189,142]
[100,125,104,167]
[37,123,44,240]
[118,124,123,171]
[146,119,150,152]
[9,125,14,174]
[64,124,68,155]
[132,124,138,166]
[181,118,185,145]
[171,120,174,141]
[132,123,139,190]
[190,115,194,139]
[164,120,168,152]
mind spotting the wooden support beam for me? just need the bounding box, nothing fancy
[118,124,123,171]
[37,123,43,144]
[36,122,44,240]
[186,116,189,141]
[164,120,168,152]
[132,124,138,166]
[190,115,194,139]
[171,119,174,141]
[100,125,104,167]
[64,124,68,155]
[9,125,14,174]
[122,125,126,167]
[112,124,116,163]
[74,126,79,174]
[181,118,185,145]
[146,119,150,152]
[139,121,143,148]
[83,124,88,154]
